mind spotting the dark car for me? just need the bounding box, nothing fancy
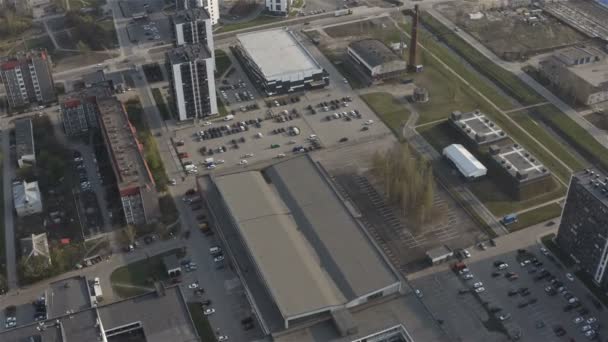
[201,300,212,306]
[553,326,566,337]
[528,298,538,305]
[508,290,519,296]
[191,205,202,211]
[517,302,528,308]
[339,137,349,142]
[492,272,501,278]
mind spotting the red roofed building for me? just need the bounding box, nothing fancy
[0,49,56,110]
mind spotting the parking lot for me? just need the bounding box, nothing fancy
[171,43,391,174]
[409,226,608,341]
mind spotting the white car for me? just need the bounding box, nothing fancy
[414,289,423,298]
[586,317,597,324]
[203,308,215,316]
[239,159,248,165]
[566,273,574,282]
[463,273,474,280]
[585,330,596,338]
[215,160,225,164]
[474,287,485,293]
[581,325,593,332]
[214,255,225,262]
[540,247,549,255]
[498,263,509,270]
[203,121,212,126]
[458,268,470,275]
[218,336,229,341]
[463,249,471,258]
[276,153,286,158]
[342,78,348,84]
[206,164,216,170]
[243,153,254,158]
[364,119,374,125]
[573,316,584,324]
[169,179,177,185]
[473,282,483,288]
[188,283,199,289]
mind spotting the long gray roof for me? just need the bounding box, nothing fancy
[213,155,399,320]
[349,39,402,67]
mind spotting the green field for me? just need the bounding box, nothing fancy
[506,203,562,232]
[216,16,283,33]
[214,49,232,77]
[360,92,410,138]
[188,303,218,342]
[151,88,172,121]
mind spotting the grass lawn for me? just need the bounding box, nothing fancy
[541,233,575,268]
[360,92,410,138]
[216,16,283,33]
[505,203,562,232]
[217,96,228,116]
[110,248,183,296]
[151,88,172,121]
[188,303,218,342]
[214,49,231,77]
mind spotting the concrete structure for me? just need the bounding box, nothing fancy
[171,8,215,67]
[0,282,200,342]
[12,180,43,217]
[265,0,292,15]
[167,45,218,121]
[163,254,182,277]
[0,50,56,110]
[20,232,50,263]
[97,97,160,225]
[176,0,219,25]
[203,155,401,331]
[426,245,454,265]
[539,47,608,105]
[14,118,36,168]
[556,169,608,290]
[442,144,487,180]
[60,85,112,136]
[488,143,552,199]
[449,110,508,146]
[347,39,407,82]
[234,28,329,96]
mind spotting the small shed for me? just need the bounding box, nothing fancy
[163,254,181,277]
[426,245,454,265]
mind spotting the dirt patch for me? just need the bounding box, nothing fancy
[436,3,586,60]
[228,0,260,16]
[585,112,608,131]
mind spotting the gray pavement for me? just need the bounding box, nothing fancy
[2,122,17,290]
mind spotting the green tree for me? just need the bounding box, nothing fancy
[19,255,51,283]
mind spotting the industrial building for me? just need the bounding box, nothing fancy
[449,110,508,146]
[347,39,408,82]
[0,279,200,342]
[167,44,218,121]
[442,144,487,180]
[556,169,608,291]
[14,118,36,168]
[265,0,292,15]
[12,180,43,217]
[234,28,329,95]
[171,8,215,68]
[488,143,552,199]
[0,49,56,110]
[201,155,402,333]
[97,97,160,225]
[539,46,608,105]
[60,86,111,136]
[176,0,219,24]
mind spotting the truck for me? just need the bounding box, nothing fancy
[90,277,103,305]
[334,9,352,17]
[501,214,518,225]
[185,164,198,171]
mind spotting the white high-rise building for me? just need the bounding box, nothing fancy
[167,45,218,121]
[171,8,215,68]
[176,0,219,25]
[265,0,292,15]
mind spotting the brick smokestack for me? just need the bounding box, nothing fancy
[408,4,419,72]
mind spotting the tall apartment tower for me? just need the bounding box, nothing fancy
[175,0,219,25]
[556,169,608,290]
[171,7,215,68]
[167,45,218,121]
[0,50,56,110]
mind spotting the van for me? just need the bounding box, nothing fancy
[209,246,222,256]
[185,164,197,171]
[224,114,234,121]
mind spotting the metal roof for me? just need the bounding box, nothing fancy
[348,39,402,67]
[213,155,399,320]
[442,144,487,178]
[237,28,324,80]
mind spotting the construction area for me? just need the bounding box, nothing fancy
[435,2,587,61]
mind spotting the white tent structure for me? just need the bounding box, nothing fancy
[443,144,487,179]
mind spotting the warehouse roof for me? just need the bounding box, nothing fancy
[348,39,402,67]
[213,155,399,320]
[443,144,487,179]
[237,28,323,79]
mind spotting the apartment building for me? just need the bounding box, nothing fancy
[0,50,56,110]
[175,0,219,25]
[171,7,215,68]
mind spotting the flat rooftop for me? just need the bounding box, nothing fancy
[237,28,323,80]
[172,7,209,24]
[0,285,197,342]
[568,60,608,88]
[212,155,399,321]
[48,276,91,318]
[97,97,153,191]
[15,118,34,158]
[167,44,211,65]
[349,39,402,67]
[575,168,608,205]
[490,144,550,183]
[450,110,507,145]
